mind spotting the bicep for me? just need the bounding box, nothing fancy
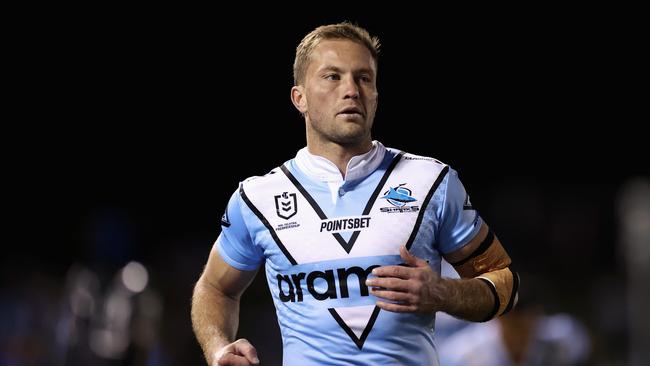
[201,248,259,300]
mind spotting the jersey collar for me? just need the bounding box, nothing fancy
[294,141,386,183]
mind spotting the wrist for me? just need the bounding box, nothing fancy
[207,338,232,364]
[437,277,458,314]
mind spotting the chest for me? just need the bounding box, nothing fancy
[243,163,444,268]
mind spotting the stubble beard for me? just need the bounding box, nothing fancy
[310,116,372,147]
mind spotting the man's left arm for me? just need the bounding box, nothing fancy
[368,222,518,322]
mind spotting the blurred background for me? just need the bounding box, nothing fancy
[4,7,647,366]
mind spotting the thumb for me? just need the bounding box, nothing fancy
[233,339,260,365]
[400,245,427,267]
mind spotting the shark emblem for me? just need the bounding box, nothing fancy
[381,184,417,207]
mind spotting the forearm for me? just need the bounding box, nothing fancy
[444,224,518,320]
[440,277,495,322]
[191,277,240,364]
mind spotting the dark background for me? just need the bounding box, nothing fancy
[4,8,646,366]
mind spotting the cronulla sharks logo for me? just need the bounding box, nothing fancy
[381,183,416,207]
[380,183,420,213]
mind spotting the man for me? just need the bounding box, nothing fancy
[191,22,519,365]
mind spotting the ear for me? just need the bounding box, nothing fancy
[291,85,307,114]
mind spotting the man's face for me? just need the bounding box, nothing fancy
[295,39,378,146]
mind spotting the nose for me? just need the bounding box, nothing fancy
[342,77,360,99]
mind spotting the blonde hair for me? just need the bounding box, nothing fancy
[293,22,380,86]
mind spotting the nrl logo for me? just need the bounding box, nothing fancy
[274,192,297,220]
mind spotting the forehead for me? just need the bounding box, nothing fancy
[308,39,376,73]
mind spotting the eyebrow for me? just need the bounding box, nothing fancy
[319,65,375,76]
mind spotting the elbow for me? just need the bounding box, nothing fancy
[193,273,239,302]
[476,267,520,321]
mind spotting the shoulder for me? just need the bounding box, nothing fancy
[387,147,452,180]
[239,164,290,195]
[387,147,448,168]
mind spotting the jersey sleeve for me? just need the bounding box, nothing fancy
[214,187,264,271]
[437,168,483,254]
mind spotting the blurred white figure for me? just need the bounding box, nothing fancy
[58,261,164,365]
[439,286,591,366]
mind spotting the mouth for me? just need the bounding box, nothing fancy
[337,106,364,117]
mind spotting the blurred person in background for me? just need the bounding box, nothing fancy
[438,273,591,366]
[191,22,519,365]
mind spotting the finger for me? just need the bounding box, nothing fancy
[366,277,410,291]
[371,288,413,302]
[234,339,260,365]
[217,353,254,366]
[376,300,418,313]
[371,265,412,279]
[400,245,428,267]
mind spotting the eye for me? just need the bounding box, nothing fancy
[359,75,372,83]
[324,74,340,81]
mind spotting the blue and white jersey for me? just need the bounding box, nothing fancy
[216,141,482,365]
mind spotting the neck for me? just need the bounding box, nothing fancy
[306,139,373,178]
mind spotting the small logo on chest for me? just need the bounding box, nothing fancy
[274,192,297,220]
[379,183,420,213]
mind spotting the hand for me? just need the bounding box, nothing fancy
[366,246,447,313]
[213,339,260,366]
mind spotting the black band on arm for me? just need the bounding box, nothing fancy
[450,229,495,266]
[477,277,500,322]
[502,269,520,315]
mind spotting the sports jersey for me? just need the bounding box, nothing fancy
[216,141,482,365]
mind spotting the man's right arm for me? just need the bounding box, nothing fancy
[191,249,260,365]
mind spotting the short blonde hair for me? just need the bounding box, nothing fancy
[293,22,380,86]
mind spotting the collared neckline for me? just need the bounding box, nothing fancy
[294,140,386,184]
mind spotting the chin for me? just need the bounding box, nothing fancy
[334,130,370,146]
